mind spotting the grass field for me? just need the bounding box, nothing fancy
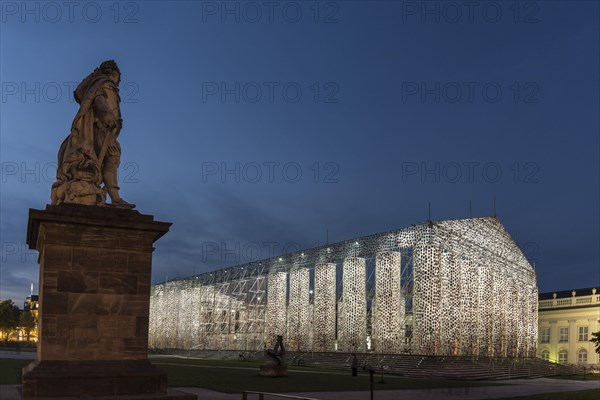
[150,356,502,393]
[0,359,30,385]
[1,356,500,393]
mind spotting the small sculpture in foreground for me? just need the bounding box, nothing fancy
[259,335,288,377]
[51,60,134,208]
[266,335,286,365]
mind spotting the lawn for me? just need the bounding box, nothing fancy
[1,356,500,393]
[150,356,501,393]
[0,359,31,385]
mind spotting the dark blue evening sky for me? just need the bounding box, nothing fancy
[1,1,598,304]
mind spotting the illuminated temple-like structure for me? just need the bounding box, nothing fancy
[149,217,538,357]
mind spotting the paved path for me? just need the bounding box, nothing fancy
[176,378,599,400]
[1,378,598,400]
[0,350,36,360]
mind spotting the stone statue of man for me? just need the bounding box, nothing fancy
[51,60,134,208]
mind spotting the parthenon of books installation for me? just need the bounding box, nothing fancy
[149,217,538,357]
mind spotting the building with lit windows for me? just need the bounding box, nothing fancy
[24,294,39,318]
[538,287,600,366]
[21,292,39,342]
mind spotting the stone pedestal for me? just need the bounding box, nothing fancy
[258,365,288,377]
[22,204,194,399]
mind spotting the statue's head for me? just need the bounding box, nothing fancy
[98,60,121,84]
[99,60,120,74]
[74,60,121,103]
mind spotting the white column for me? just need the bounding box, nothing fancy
[478,263,495,357]
[412,242,441,355]
[506,274,520,357]
[549,320,558,363]
[265,270,287,347]
[288,267,310,351]
[512,277,527,357]
[340,257,367,352]
[439,251,460,355]
[568,319,577,364]
[492,263,508,357]
[314,263,337,352]
[527,284,539,358]
[373,251,403,354]
[458,256,479,356]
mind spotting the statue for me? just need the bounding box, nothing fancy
[259,335,287,377]
[265,335,286,366]
[51,60,134,209]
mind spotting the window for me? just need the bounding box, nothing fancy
[578,349,587,364]
[559,327,569,342]
[558,349,568,364]
[541,349,550,361]
[578,326,588,341]
[540,327,550,343]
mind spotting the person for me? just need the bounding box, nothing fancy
[51,60,134,208]
[351,353,358,376]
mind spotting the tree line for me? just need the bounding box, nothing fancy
[0,299,36,342]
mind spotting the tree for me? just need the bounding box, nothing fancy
[19,311,37,341]
[590,331,600,354]
[0,300,21,340]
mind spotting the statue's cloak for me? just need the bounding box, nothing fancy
[52,74,116,199]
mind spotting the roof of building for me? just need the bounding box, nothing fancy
[157,216,534,287]
[539,287,598,300]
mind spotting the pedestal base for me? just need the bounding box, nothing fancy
[23,204,178,399]
[258,364,288,377]
[22,360,196,399]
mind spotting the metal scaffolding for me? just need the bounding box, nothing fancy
[149,217,537,356]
